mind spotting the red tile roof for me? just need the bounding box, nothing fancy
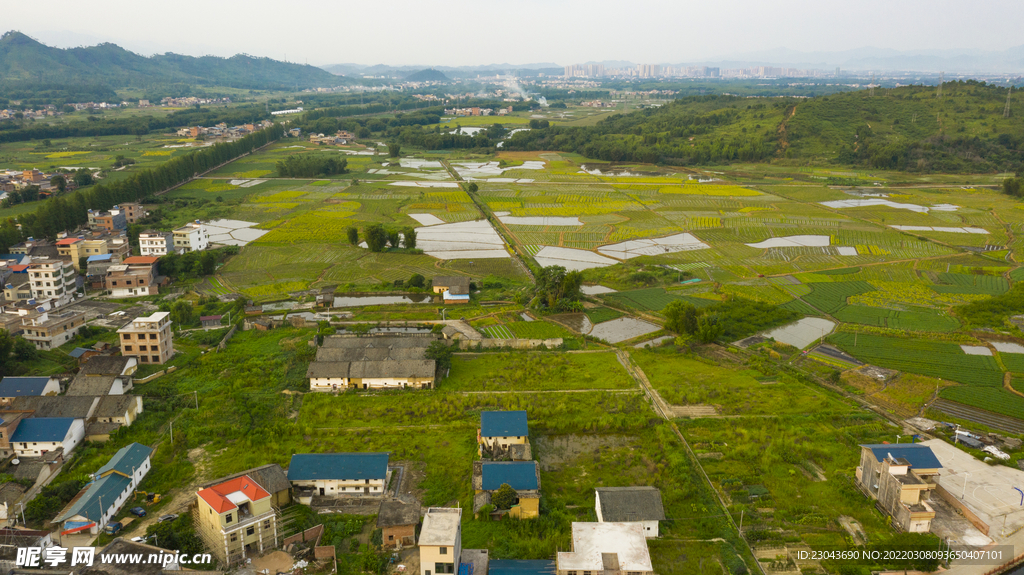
[197,475,270,514]
[56,238,82,246]
[123,256,159,265]
[9,265,28,272]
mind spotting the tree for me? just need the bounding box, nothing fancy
[467,182,478,193]
[696,314,723,343]
[424,340,453,371]
[347,226,359,246]
[387,230,401,249]
[364,224,387,252]
[1004,177,1022,197]
[388,142,401,158]
[664,300,698,334]
[50,175,66,193]
[73,168,93,187]
[403,227,417,250]
[0,330,15,377]
[12,337,37,363]
[408,273,425,288]
[491,483,518,509]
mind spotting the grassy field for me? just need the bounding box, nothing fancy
[442,351,636,391]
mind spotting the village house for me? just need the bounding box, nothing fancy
[27,259,77,306]
[377,498,420,548]
[87,209,127,232]
[288,452,389,501]
[473,461,541,519]
[173,221,209,253]
[0,376,60,406]
[9,417,85,458]
[594,487,666,538]
[138,230,172,257]
[0,411,29,458]
[53,442,153,535]
[195,474,279,566]
[479,410,530,460]
[431,276,471,304]
[556,522,654,575]
[105,264,158,297]
[856,444,941,533]
[19,309,87,350]
[307,335,438,391]
[198,464,292,508]
[419,507,462,575]
[117,311,174,365]
[118,202,144,224]
[2,280,32,303]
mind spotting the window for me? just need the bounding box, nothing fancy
[225,513,233,523]
[264,520,271,529]
[246,526,255,536]
[440,547,447,555]
[388,535,394,541]
[139,345,147,351]
[124,346,132,352]
[230,533,237,542]
[149,334,156,339]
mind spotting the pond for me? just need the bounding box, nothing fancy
[762,317,836,349]
[589,317,661,343]
[549,313,593,334]
[332,294,434,307]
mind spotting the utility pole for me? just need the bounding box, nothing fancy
[194,391,199,410]
[937,72,944,98]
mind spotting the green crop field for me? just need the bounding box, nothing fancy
[829,332,1003,387]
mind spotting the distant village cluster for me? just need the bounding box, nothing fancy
[443,106,514,117]
[174,119,272,140]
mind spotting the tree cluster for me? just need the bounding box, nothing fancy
[276,154,347,177]
[664,300,723,344]
[532,266,583,311]
[362,224,417,252]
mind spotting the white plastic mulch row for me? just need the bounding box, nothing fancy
[763,317,837,349]
[497,215,583,226]
[836,247,858,256]
[580,285,617,295]
[745,235,830,249]
[820,199,959,213]
[891,225,988,234]
[415,220,509,260]
[388,181,460,188]
[533,246,618,271]
[993,342,1024,354]
[408,213,446,227]
[205,219,268,247]
[589,317,661,344]
[960,345,993,356]
[598,232,710,260]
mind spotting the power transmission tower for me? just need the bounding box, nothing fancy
[937,72,944,98]
[1005,86,1013,118]
[870,73,875,97]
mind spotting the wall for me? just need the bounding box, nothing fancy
[382,524,416,547]
[283,523,324,547]
[457,338,562,350]
[217,324,238,351]
[935,483,990,535]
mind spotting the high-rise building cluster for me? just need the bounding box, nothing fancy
[563,63,606,78]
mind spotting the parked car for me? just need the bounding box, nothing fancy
[129,507,147,517]
[104,521,122,535]
[158,514,178,523]
[130,536,147,543]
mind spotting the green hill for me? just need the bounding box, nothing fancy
[405,68,449,82]
[0,31,342,90]
[504,81,1024,172]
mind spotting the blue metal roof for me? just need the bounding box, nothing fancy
[69,347,91,358]
[10,418,76,443]
[481,411,528,438]
[287,453,388,481]
[481,461,538,491]
[54,472,131,524]
[489,561,556,575]
[861,444,942,469]
[0,377,53,397]
[97,443,152,478]
[87,254,112,262]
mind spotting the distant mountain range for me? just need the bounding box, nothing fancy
[0,31,344,89]
[320,62,562,79]
[701,46,1024,73]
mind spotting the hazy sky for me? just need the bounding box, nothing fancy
[9,0,1024,66]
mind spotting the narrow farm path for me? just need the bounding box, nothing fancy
[614,348,764,574]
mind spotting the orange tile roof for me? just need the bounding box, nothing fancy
[123,256,159,265]
[56,238,82,246]
[197,475,270,514]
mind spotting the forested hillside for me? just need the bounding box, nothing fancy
[0,31,341,91]
[504,81,1024,172]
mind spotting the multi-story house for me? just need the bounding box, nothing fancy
[9,417,86,458]
[173,221,209,253]
[856,444,941,533]
[28,260,77,306]
[118,203,144,224]
[419,508,462,575]
[556,522,654,575]
[478,411,529,458]
[139,231,172,257]
[117,311,173,364]
[20,309,87,350]
[105,264,158,297]
[195,475,279,565]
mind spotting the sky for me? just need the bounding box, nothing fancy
[9,0,1024,67]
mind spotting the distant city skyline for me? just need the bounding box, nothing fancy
[7,0,1024,69]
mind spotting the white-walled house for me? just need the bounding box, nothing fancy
[53,442,153,535]
[0,376,61,406]
[288,453,389,500]
[595,487,666,538]
[9,417,85,458]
